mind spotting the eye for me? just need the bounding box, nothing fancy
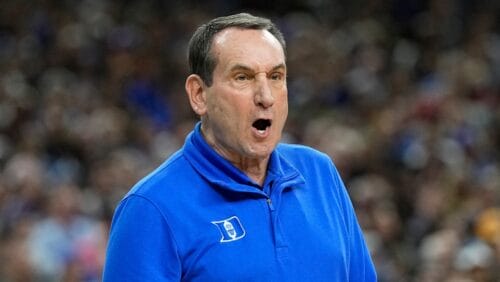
[270,72,284,81]
[235,73,251,81]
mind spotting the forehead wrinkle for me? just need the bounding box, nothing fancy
[230,63,286,74]
[211,28,286,78]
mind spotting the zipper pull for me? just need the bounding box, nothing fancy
[267,198,275,211]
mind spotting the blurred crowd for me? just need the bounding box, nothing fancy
[0,0,499,281]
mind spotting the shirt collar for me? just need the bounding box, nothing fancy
[183,122,304,194]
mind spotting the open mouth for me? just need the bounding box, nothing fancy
[252,119,272,132]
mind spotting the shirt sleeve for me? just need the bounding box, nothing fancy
[102,195,182,282]
[328,159,378,281]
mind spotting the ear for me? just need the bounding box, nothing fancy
[185,74,208,116]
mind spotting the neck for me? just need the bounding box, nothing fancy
[214,144,269,186]
[230,157,269,186]
[201,130,269,186]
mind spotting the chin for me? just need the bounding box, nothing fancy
[247,144,276,158]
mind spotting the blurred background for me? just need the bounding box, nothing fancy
[0,0,499,281]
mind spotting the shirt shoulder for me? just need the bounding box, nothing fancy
[275,143,333,168]
[126,149,194,200]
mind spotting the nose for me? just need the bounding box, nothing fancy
[254,74,275,108]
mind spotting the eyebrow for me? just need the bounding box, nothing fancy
[230,63,286,73]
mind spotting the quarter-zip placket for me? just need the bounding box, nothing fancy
[266,197,274,211]
[263,173,302,262]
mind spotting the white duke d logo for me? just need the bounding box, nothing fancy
[211,216,246,243]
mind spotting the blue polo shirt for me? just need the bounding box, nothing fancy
[103,123,376,281]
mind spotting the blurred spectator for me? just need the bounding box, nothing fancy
[26,184,105,282]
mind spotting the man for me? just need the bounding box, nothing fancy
[103,13,377,281]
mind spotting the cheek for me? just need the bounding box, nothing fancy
[217,95,251,119]
[277,94,288,118]
[208,95,239,127]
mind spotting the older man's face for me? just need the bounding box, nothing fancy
[201,28,288,163]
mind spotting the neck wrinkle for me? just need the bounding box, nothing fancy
[201,123,269,186]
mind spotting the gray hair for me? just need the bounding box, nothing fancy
[187,13,286,86]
